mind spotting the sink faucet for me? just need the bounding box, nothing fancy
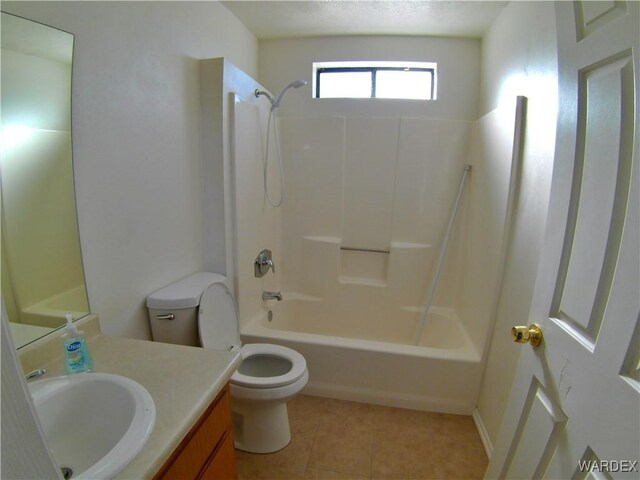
[262,291,283,301]
[25,368,46,380]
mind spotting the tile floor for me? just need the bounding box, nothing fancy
[235,395,488,480]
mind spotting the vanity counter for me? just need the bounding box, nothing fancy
[20,319,241,479]
[96,335,241,479]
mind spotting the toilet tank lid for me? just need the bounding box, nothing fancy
[146,272,227,309]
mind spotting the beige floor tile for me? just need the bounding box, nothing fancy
[370,406,443,441]
[236,396,488,480]
[305,467,370,479]
[371,436,441,479]
[319,404,379,436]
[429,438,488,480]
[288,395,330,437]
[307,426,374,477]
[236,432,314,479]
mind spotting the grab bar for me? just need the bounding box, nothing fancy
[340,246,390,254]
[414,164,472,345]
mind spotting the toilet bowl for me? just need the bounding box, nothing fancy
[147,273,308,453]
[229,343,309,453]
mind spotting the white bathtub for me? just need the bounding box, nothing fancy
[20,285,89,328]
[241,297,483,414]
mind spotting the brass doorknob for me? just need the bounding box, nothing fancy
[512,324,543,348]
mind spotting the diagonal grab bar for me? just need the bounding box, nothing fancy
[414,165,472,345]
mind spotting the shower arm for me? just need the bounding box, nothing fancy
[255,80,307,110]
[255,89,275,107]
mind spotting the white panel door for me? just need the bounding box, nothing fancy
[485,2,639,478]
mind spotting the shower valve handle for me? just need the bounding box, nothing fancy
[254,249,275,277]
[262,259,275,273]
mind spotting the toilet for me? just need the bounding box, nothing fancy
[146,272,308,453]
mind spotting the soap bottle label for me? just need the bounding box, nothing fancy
[65,340,83,370]
[63,337,93,374]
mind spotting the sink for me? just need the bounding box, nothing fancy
[29,373,156,479]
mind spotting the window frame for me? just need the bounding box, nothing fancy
[314,65,436,100]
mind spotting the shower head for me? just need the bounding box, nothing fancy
[273,80,307,109]
[287,80,308,89]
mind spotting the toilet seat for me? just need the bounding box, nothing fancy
[198,282,307,390]
[231,344,308,389]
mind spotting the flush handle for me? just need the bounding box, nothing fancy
[156,313,175,320]
[512,324,543,348]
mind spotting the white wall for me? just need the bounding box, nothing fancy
[2,1,258,339]
[475,1,558,452]
[198,58,282,333]
[454,104,518,357]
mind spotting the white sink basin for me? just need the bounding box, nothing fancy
[29,373,156,479]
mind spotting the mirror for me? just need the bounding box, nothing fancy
[1,12,89,349]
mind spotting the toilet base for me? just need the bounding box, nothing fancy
[232,398,291,453]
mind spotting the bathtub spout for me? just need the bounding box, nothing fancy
[262,291,283,301]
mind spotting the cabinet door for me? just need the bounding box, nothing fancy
[154,385,235,480]
[198,432,237,480]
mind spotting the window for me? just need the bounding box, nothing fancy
[313,61,437,100]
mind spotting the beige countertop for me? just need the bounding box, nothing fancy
[19,316,241,479]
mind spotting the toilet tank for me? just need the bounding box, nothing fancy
[146,272,227,346]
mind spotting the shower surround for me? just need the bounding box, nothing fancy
[231,90,518,412]
[278,116,473,336]
[212,27,520,411]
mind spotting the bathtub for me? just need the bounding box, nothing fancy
[20,285,89,328]
[240,296,483,414]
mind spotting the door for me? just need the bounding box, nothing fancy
[485,2,639,479]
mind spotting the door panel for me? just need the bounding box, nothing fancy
[551,51,635,350]
[502,379,567,479]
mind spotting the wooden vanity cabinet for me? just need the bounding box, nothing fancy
[154,384,237,480]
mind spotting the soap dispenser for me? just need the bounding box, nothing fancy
[62,314,94,374]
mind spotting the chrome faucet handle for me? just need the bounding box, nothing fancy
[25,368,46,380]
[254,249,275,277]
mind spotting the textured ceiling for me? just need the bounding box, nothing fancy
[222,1,508,40]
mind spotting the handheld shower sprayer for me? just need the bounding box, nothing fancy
[254,80,308,207]
[273,80,307,108]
